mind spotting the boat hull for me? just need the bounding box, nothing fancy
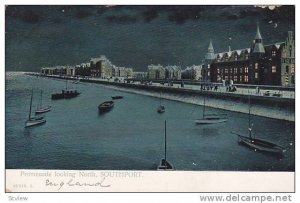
[195,118,227,124]
[35,106,51,114]
[25,119,46,128]
[98,101,114,113]
[157,106,165,113]
[236,134,285,154]
[51,91,80,100]
[111,96,123,100]
[157,159,174,170]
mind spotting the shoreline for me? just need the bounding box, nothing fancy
[26,73,295,122]
[97,82,295,122]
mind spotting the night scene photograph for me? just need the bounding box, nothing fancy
[5,5,295,173]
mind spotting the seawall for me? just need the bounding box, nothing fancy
[35,74,295,122]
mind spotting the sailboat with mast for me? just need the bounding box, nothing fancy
[232,91,286,154]
[35,90,51,114]
[194,94,227,124]
[25,89,46,128]
[157,91,165,113]
[157,120,173,170]
[51,79,80,100]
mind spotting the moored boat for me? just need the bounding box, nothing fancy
[232,90,285,155]
[51,90,80,100]
[157,120,174,170]
[157,105,165,113]
[157,91,165,114]
[195,94,227,124]
[111,96,123,100]
[234,133,286,154]
[51,80,80,100]
[98,101,114,112]
[35,90,51,114]
[25,118,46,127]
[25,89,46,128]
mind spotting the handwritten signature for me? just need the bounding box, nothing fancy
[45,177,111,191]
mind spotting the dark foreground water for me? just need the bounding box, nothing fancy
[5,72,295,171]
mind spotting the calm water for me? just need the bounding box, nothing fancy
[5,72,295,171]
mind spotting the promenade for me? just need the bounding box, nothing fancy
[27,73,295,121]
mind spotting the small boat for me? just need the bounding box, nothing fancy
[25,89,46,128]
[52,90,80,100]
[157,105,165,113]
[233,91,285,155]
[72,79,80,84]
[111,96,123,100]
[51,80,80,100]
[157,91,165,114]
[35,90,51,114]
[157,120,174,170]
[233,133,285,154]
[25,118,46,127]
[98,101,114,112]
[195,94,227,124]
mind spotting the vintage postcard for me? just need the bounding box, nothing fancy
[5,4,295,193]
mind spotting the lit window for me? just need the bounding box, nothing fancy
[245,54,249,59]
[240,68,243,73]
[255,72,258,79]
[272,51,276,57]
[234,76,237,81]
[208,64,210,69]
[217,68,220,74]
[208,71,210,76]
[234,68,237,74]
[225,76,228,80]
[255,63,258,70]
[244,75,249,83]
[240,76,243,82]
[291,64,295,74]
[272,66,276,73]
[245,67,249,73]
[225,68,228,74]
[235,55,238,61]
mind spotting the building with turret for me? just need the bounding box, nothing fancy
[208,24,295,86]
[203,40,216,81]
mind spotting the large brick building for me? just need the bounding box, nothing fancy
[205,25,295,86]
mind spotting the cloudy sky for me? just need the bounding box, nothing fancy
[5,5,295,72]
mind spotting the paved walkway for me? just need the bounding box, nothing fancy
[55,75,296,99]
[149,82,295,99]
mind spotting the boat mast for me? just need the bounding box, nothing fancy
[248,88,252,139]
[164,120,167,164]
[203,94,206,119]
[28,89,33,120]
[65,80,68,90]
[160,91,162,106]
[40,90,43,107]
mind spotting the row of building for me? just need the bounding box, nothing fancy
[41,25,295,86]
[41,56,200,81]
[41,55,134,79]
